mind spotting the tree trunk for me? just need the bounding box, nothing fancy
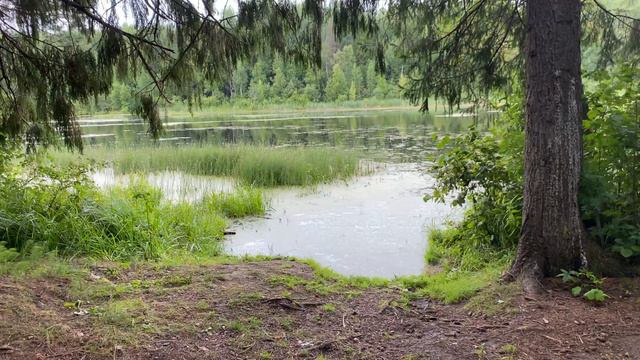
[507,0,588,292]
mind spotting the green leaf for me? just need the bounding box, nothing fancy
[571,286,582,297]
[583,288,608,302]
[620,247,634,258]
[436,136,450,149]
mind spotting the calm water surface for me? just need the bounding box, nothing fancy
[83,109,492,277]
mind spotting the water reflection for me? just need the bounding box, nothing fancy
[226,163,462,278]
[80,110,487,162]
[81,110,488,277]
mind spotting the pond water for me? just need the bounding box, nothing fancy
[83,109,492,277]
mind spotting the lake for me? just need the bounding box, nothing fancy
[82,108,492,277]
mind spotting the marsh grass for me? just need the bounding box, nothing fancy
[53,145,364,187]
[0,160,267,262]
[205,187,266,218]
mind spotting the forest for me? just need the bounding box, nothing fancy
[0,0,640,359]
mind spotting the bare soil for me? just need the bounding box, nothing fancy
[0,260,639,359]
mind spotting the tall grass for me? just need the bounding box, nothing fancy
[0,161,266,261]
[204,187,266,218]
[55,145,364,187]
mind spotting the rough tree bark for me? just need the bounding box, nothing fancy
[506,0,588,292]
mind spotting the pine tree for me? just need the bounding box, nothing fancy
[365,61,378,98]
[397,72,410,97]
[325,64,347,101]
[352,64,365,100]
[0,0,324,149]
[271,57,288,99]
[303,68,322,102]
[349,81,357,101]
[248,60,271,101]
[373,75,389,99]
[232,64,250,98]
[333,0,640,289]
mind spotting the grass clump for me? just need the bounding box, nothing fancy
[205,187,266,218]
[464,282,520,316]
[56,145,364,187]
[91,298,149,327]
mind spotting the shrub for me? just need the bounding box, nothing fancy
[428,66,640,269]
[427,94,523,270]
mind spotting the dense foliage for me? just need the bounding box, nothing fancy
[428,66,640,270]
[0,0,326,150]
[426,95,523,271]
[0,150,265,260]
[80,38,408,113]
[582,66,640,259]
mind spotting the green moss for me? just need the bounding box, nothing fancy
[464,282,521,316]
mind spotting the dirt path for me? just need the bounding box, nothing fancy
[1,260,638,359]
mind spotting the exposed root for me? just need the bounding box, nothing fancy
[502,258,545,297]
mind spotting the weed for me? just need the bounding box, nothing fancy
[195,300,210,312]
[465,282,520,316]
[321,303,336,312]
[278,316,293,331]
[228,291,264,307]
[159,275,192,288]
[225,320,246,333]
[474,343,487,359]
[557,269,609,303]
[204,187,266,218]
[499,343,518,359]
[92,298,149,328]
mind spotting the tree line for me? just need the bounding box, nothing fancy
[85,22,410,113]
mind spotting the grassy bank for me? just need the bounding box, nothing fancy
[0,161,266,261]
[53,145,365,187]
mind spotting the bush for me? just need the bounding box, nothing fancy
[428,66,640,269]
[582,66,640,259]
[427,95,523,270]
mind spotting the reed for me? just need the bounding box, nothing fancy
[54,145,364,187]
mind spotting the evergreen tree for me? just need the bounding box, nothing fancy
[232,64,250,98]
[333,0,640,289]
[365,61,378,98]
[248,80,269,103]
[248,60,271,101]
[271,57,288,99]
[352,64,365,99]
[0,0,324,149]
[349,81,357,101]
[373,75,390,99]
[325,64,348,101]
[397,73,410,97]
[303,68,322,102]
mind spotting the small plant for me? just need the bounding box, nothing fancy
[473,343,487,359]
[321,303,336,312]
[278,316,293,331]
[499,343,517,354]
[557,269,609,303]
